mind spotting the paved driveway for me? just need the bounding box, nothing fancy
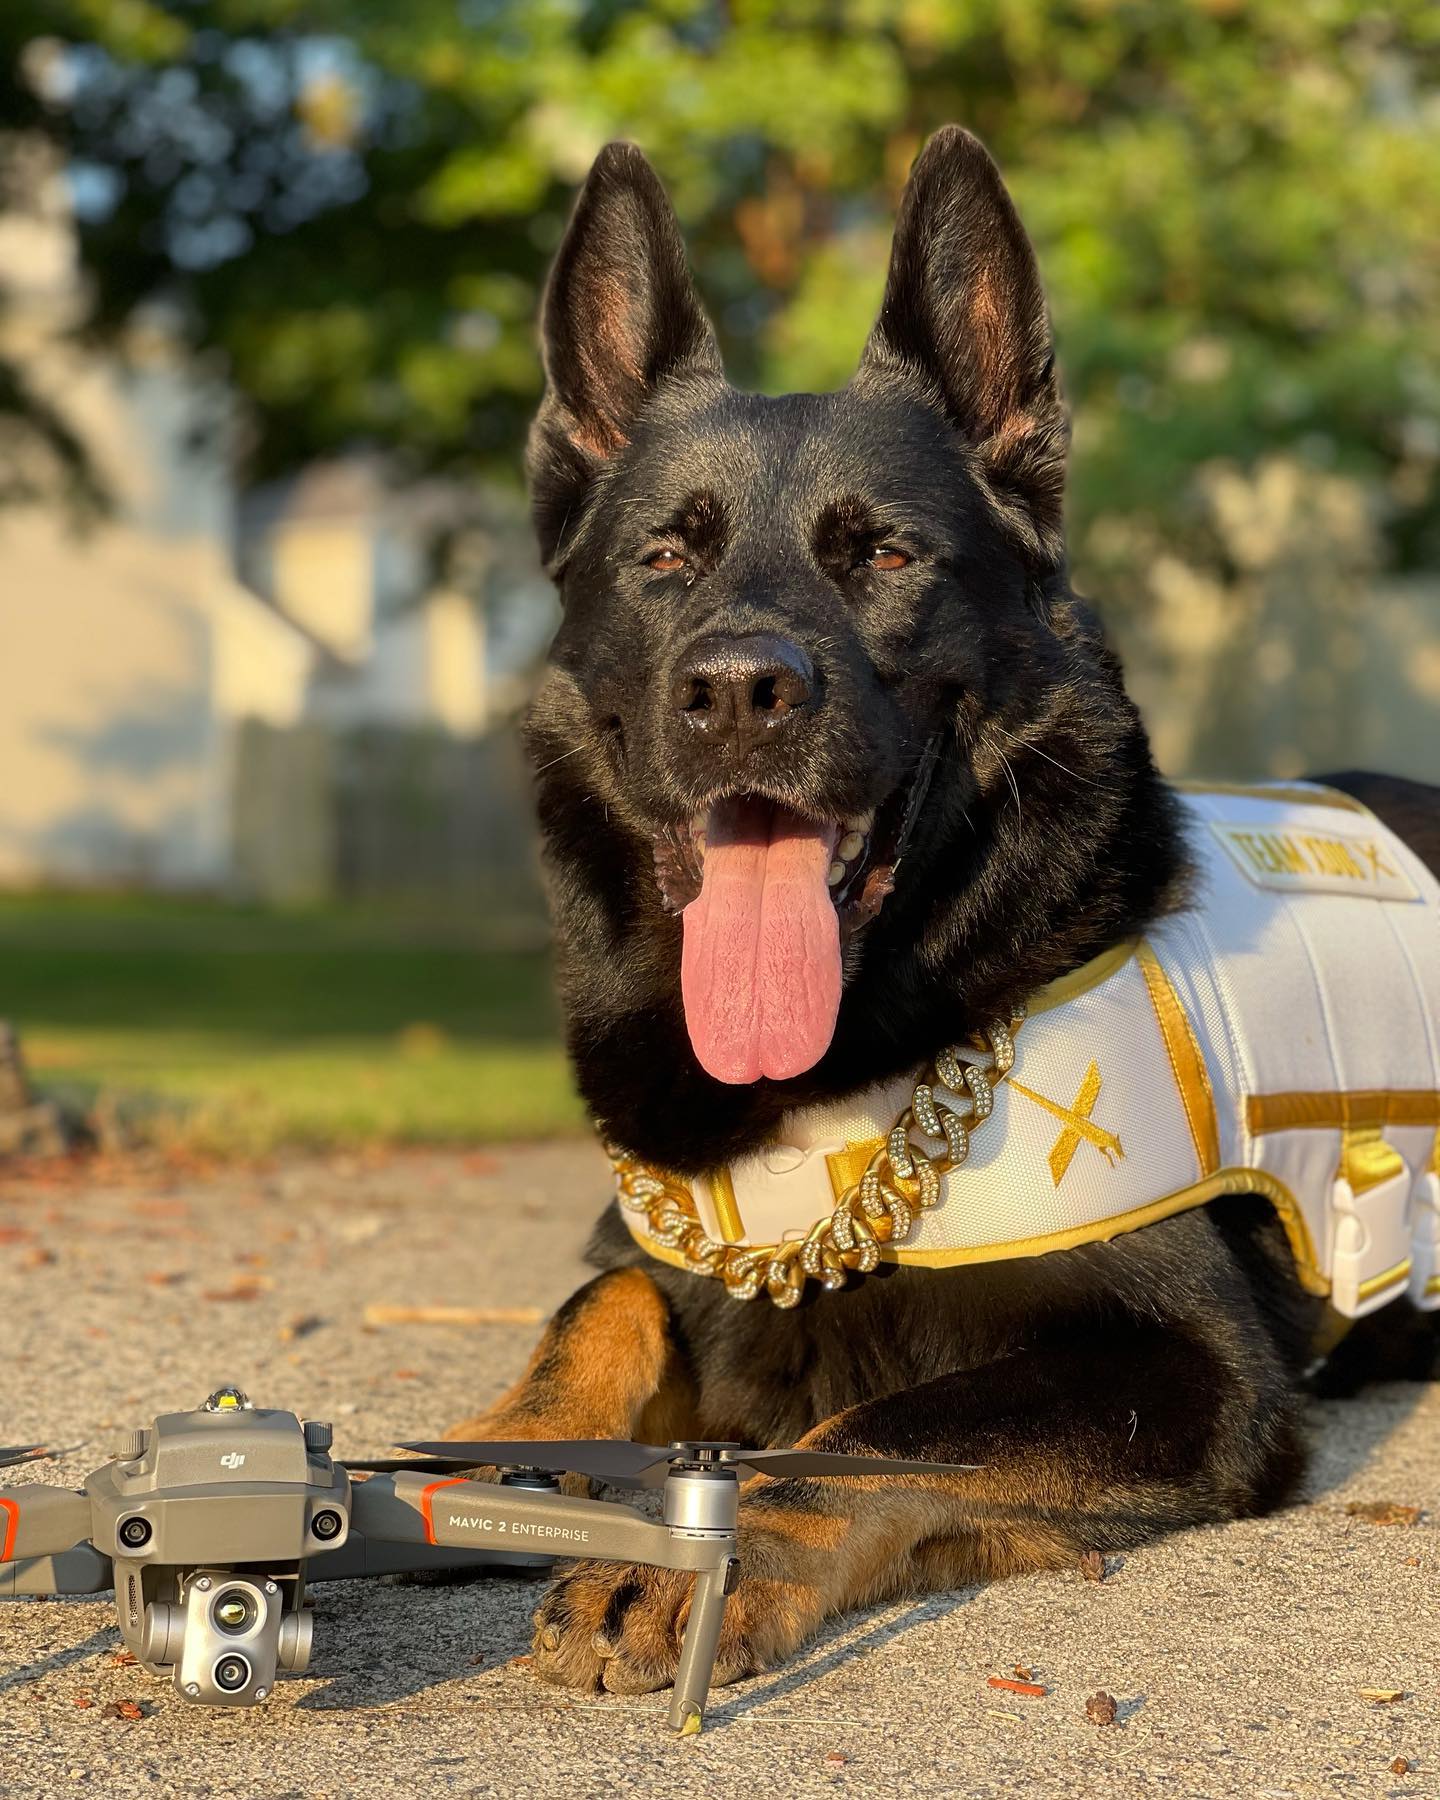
[0,1143,1435,1797]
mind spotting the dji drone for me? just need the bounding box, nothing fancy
[1,1386,975,1732]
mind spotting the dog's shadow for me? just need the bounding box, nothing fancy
[1301,1379,1433,1503]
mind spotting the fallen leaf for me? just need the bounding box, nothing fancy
[1085,1691,1118,1726]
[144,1271,182,1287]
[1079,1549,1108,1582]
[1346,1501,1422,1527]
[508,1654,532,1668]
[1391,1756,1411,1775]
[1359,1687,1404,1703]
[988,1675,1048,1698]
[71,1695,94,1709]
[102,1700,144,1722]
[392,1368,420,1380]
[1013,1663,1034,1680]
[109,1650,137,1667]
[823,1752,848,1767]
[201,1277,270,1303]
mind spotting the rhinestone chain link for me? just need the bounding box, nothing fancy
[607,1005,1024,1309]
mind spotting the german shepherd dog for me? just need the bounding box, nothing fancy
[446,128,1440,1695]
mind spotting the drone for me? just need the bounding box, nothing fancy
[0,1385,977,1732]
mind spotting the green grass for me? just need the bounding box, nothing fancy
[0,892,585,1153]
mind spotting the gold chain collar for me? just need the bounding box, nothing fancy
[608,1007,1024,1309]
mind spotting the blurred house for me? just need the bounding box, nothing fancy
[0,167,552,911]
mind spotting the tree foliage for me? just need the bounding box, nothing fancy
[3,0,1438,595]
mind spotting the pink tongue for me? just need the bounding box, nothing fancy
[681,799,841,1084]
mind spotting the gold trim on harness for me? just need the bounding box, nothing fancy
[614,941,1440,1308]
[626,1163,1332,1297]
[1247,1090,1440,1134]
[1247,1091,1440,1204]
[1171,779,1371,814]
[1136,941,1221,1177]
[1357,1258,1413,1303]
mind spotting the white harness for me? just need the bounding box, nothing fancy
[619,783,1440,1318]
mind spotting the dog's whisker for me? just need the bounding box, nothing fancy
[991,740,1024,839]
[992,722,1104,788]
[534,744,587,774]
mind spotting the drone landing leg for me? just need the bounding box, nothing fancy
[667,1561,734,1734]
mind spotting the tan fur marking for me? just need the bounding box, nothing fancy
[443,1267,686,1444]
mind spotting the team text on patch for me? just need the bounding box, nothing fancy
[1210,821,1418,901]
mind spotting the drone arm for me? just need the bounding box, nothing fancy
[0,1542,113,1597]
[362,1470,703,1571]
[345,1472,437,1546]
[0,1486,92,1562]
[0,1486,109,1596]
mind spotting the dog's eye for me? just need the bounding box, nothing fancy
[866,547,910,571]
[646,548,687,572]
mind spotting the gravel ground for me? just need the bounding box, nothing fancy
[0,1142,1435,1798]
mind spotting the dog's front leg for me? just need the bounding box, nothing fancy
[532,1318,1301,1693]
[443,1268,691,1450]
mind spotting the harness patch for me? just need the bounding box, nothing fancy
[1210,820,1417,901]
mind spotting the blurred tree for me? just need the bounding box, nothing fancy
[1,0,1437,602]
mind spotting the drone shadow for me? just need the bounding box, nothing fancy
[291,1568,543,1712]
[0,1619,116,1696]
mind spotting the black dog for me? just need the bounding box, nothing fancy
[446,127,1440,1694]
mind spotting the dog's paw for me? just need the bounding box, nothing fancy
[529,1538,814,1695]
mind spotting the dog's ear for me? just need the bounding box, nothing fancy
[527,141,721,569]
[861,126,1067,563]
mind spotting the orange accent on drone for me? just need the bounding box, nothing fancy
[419,1478,470,1545]
[0,1497,17,1563]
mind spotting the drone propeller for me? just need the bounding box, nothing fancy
[0,1442,81,1471]
[338,1455,489,1475]
[393,1438,983,1490]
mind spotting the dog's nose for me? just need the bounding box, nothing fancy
[670,634,816,751]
